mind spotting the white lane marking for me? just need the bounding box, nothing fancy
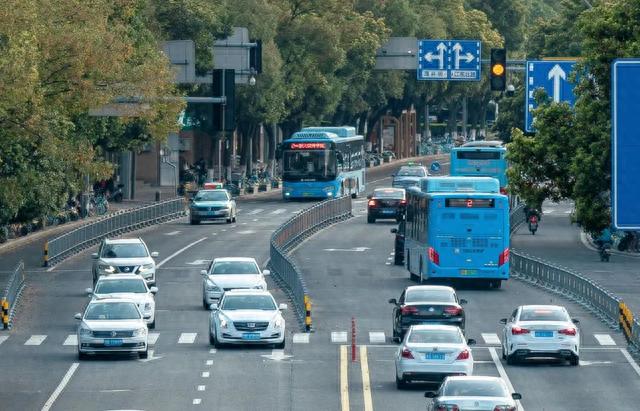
[237,230,256,235]
[594,334,616,346]
[211,232,217,236]
[201,371,210,378]
[63,335,77,346]
[252,219,259,222]
[385,262,391,265]
[369,331,386,344]
[197,385,206,391]
[271,208,286,214]
[25,335,47,345]
[209,348,217,354]
[164,231,181,236]
[178,333,197,344]
[331,331,348,344]
[148,332,160,345]
[389,252,395,256]
[157,238,207,268]
[193,398,202,405]
[186,259,211,266]
[241,222,248,225]
[481,333,501,345]
[221,229,227,232]
[543,209,554,214]
[206,359,213,366]
[564,210,572,214]
[0,335,8,345]
[248,209,264,215]
[236,209,242,213]
[620,348,640,378]
[489,348,524,411]
[41,362,79,411]
[293,333,310,344]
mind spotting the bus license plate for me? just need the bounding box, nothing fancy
[535,331,553,338]
[242,333,261,341]
[426,352,445,360]
[104,339,123,347]
[459,269,476,276]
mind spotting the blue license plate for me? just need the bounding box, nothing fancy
[242,333,261,341]
[382,209,395,214]
[535,331,553,338]
[426,352,445,360]
[104,339,123,347]
[459,269,477,275]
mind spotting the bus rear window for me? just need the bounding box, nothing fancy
[456,151,501,160]
[445,198,495,208]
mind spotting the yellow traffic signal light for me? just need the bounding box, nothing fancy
[491,63,505,76]
[490,48,507,91]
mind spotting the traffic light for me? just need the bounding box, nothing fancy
[490,48,507,91]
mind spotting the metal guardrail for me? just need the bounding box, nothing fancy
[2,261,26,330]
[269,196,352,331]
[45,198,186,267]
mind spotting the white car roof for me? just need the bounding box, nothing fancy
[409,324,462,332]
[446,376,505,383]
[212,257,258,263]
[96,274,145,282]
[223,289,272,296]
[88,297,139,304]
[103,238,144,245]
[519,304,565,311]
[406,285,455,293]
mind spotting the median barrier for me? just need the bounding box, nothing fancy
[269,196,352,331]
[1,261,26,330]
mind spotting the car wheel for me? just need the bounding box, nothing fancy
[232,214,237,223]
[367,216,375,224]
[139,349,148,359]
[506,353,516,365]
[78,350,88,360]
[226,217,232,224]
[491,280,502,289]
[394,254,403,266]
[203,297,209,310]
[395,374,407,389]
[190,219,200,225]
[209,332,215,345]
[570,355,579,366]
[149,319,156,330]
[501,342,507,360]
[212,331,223,348]
[275,339,285,349]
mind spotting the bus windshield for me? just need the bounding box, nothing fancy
[283,150,336,181]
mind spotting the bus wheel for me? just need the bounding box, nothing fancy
[491,280,502,289]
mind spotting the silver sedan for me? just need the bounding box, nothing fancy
[426,376,522,411]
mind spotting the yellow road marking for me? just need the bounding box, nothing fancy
[360,345,373,411]
[340,345,350,411]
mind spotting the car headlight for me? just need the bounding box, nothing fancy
[205,280,221,292]
[273,317,284,329]
[323,186,334,193]
[143,303,152,312]
[98,264,115,273]
[141,263,154,271]
[79,326,92,337]
[133,327,147,337]
[219,317,228,329]
[253,283,266,290]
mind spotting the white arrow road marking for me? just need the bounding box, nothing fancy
[594,334,616,346]
[481,333,501,345]
[63,335,77,346]
[41,362,79,411]
[323,247,371,252]
[138,349,163,363]
[261,349,293,361]
[548,64,567,103]
[186,259,212,265]
[25,335,47,345]
[178,333,197,344]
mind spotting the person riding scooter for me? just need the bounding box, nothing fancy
[594,228,613,262]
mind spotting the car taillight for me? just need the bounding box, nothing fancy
[428,247,440,265]
[401,347,414,359]
[456,349,470,360]
[500,187,508,195]
[400,199,407,205]
[401,305,418,315]
[368,200,377,207]
[558,328,577,336]
[443,306,462,316]
[494,406,516,411]
[511,326,530,335]
[435,405,460,411]
[498,248,510,266]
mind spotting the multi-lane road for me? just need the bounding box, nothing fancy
[1,158,640,411]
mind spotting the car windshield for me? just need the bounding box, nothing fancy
[194,191,229,202]
[408,329,462,344]
[221,295,276,311]
[101,243,148,258]
[95,279,147,294]
[84,302,141,320]
[443,380,509,397]
[520,308,569,322]
[406,289,455,303]
[373,189,404,199]
[211,261,260,275]
[397,168,426,177]
[283,150,336,182]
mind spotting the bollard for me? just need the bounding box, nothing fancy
[304,295,312,332]
[43,241,49,267]
[351,316,357,362]
[1,299,8,329]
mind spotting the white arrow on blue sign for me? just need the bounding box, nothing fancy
[417,40,481,81]
[525,60,577,132]
[612,59,640,229]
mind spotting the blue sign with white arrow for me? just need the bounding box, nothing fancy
[525,60,577,132]
[612,59,640,230]
[430,161,441,173]
[418,40,481,81]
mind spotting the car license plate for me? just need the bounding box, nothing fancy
[382,208,395,214]
[214,210,225,215]
[459,269,476,275]
[535,331,553,338]
[242,332,261,341]
[104,339,123,347]
[426,352,445,360]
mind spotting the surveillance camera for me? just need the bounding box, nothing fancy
[505,84,515,97]
[249,75,256,86]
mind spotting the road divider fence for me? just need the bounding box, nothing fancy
[2,261,26,330]
[45,198,186,267]
[269,196,352,331]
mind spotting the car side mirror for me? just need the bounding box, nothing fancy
[424,391,436,398]
[459,299,468,305]
[91,253,99,259]
[262,269,271,276]
[391,174,396,177]
[150,251,159,258]
[85,288,93,295]
[209,303,218,311]
[388,298,398,305]
[149,287,158,294]
[467,338,476,345]
[279,303,288,311]
[512,393,522,400]
[201,270,208,277]
[143,313,152,320]
[499,318,507,324]
[572,318,580,324]
[390,228,398,234]
[74,313,82,320]
[367,194,372,199]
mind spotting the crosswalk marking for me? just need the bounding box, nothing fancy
[193,399,202,405]
[164,231,181,236]
[369,332,386,344]
[178,333,197,344]
[0,335,8,345]
[25,335,47,345]
[201,371,210,378]
[63,335,77,346]
[271,208,286,215]
[594,334,616,346]
[331,331,348,344]
[481,333,501,345]
[248,209,264,215]
[293,333,310,344]
[148,332,160,345]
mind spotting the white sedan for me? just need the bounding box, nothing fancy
[501,304,580,365]
[426,376,522,411]
[395,324,475,389]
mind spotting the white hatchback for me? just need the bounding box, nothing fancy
[501,304,580,365]
[395,324,475,389]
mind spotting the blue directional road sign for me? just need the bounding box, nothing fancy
[612,59,640,229]
[417,40,481,81]
[525,60,577,132]
[430,161,441,173]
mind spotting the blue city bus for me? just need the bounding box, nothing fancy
[404,176,510,288]
[450,141,508,194]
[281,126,365,200]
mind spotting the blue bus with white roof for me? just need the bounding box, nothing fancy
[450,141,508,194]
[280,126,365,200]
[404,176,510,288]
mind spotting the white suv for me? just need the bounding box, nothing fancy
[92,238,159,286]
